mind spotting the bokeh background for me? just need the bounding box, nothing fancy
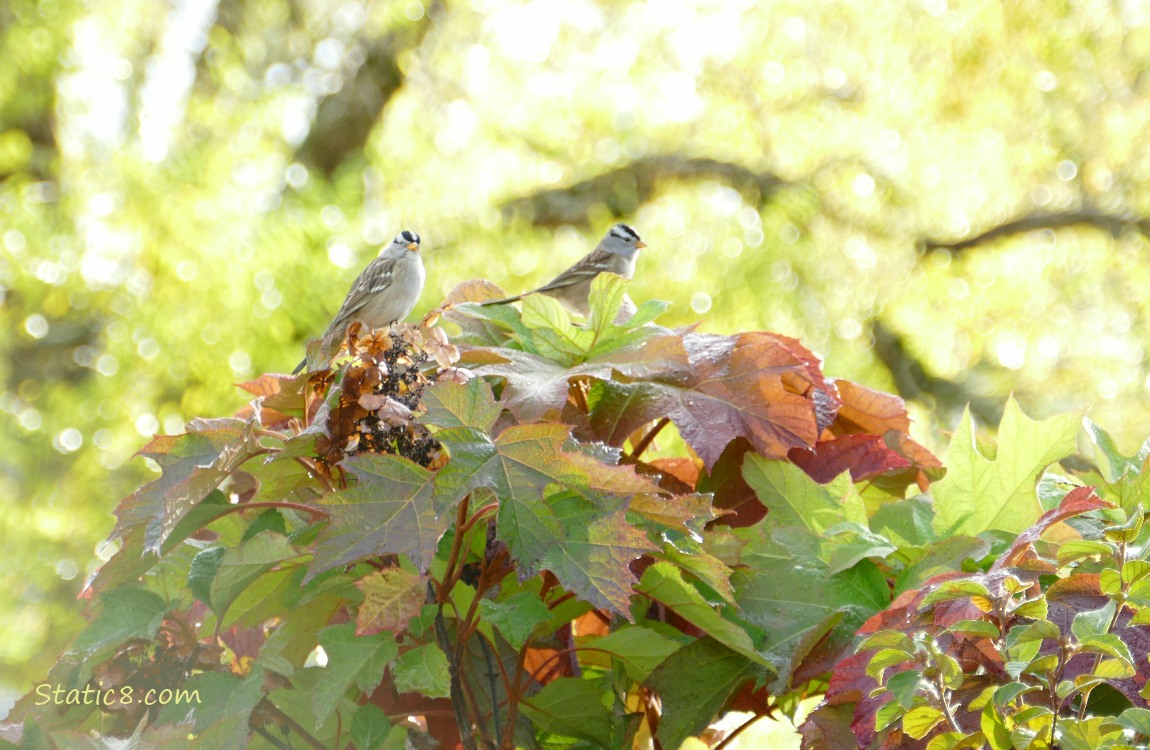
[4,0,1150,734]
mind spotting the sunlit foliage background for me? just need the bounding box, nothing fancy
[4,0,1150,723]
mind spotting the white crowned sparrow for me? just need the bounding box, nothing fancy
[482,223,647,316]
[293,230,425,373]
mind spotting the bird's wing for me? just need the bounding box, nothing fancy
[532,247,613,293]
[327,255,401,331]
[481,247,617,307]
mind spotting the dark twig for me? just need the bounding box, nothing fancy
[714,713,766,750]
[628,417,670,461]
[257,699,328,750]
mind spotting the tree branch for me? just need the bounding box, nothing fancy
[501,156,790,226]
[870,320,1003,425]
[296,4,443,176]
[919,210,1150,253]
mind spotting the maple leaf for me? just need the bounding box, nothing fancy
[581,333,835,469]
[539,507,656,617]
[432,423,659,615]
[112,419,265,554]
[355,567,427,636]
[471,336,689,422]
[309,453,448,577]
[932,397,1081,537]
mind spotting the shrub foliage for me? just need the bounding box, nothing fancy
[8,276,1147,750]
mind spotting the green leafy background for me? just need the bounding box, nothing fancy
[4,0,1150,736]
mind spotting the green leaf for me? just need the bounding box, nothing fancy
[520,677,613,746]
[1091,658,1135,679]
[921,579,992,607]
[188,547,225,607]
[638,562,769,668]
[1022,654,1060,677]
[1013,597,1048,620]
[69,588,169,654]
[313,624,397,727]
[1123,559,1150,585]
[478,591,550,650]
[311,453,447,577]
[932,398,1080,537]
[539,506,655,617]
[156,670,264,749]
[350,704,393,750]
[1101,568,1123,595]
[581,625,681,682]
[822,523,898,575]
[1011,619,1061,645]
[434,423,658,615]
[355,567,426,636]
[421,377,501,431]
[871,496,937,547]
[856,630,915,654]
[743,456,868,535]
[945,620,1000,639]
[1103,509,1145,543]
[938,653,964,688]
[994,682,1036,707]
[1078,634,1133,663]
[866,648,915,681]
[1072,600,1116,640]
[926,731,988,750]
[893,536,990,596]
[874,701,905,732]
[903,705,944,739]
[1085,419,1144,484]
[472,335,688,423]
[885,670,923,709]
[647,636,768,749]
[240,509,287,541]
[981,700,1013,750]
[202,532,297,618]
[1057,717,1126,750]
[392,643,451,699]
[1115,707,1150,738]
[1058,539,1117,567]
[736,536,888,683]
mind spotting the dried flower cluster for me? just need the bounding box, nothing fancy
[312,322,458,469]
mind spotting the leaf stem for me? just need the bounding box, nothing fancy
[257,698,328,750]
[214,500,330,520]
[436,495,473,601]
[714,713,765,750]
[500,641,532,750]
[629,417,670,460]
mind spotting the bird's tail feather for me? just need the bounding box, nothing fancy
[480,293,525,307]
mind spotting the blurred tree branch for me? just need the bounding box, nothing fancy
[501,156,791,226]
[295,5,443,176]
[919,210,1150,254]
[871,320,1003,425]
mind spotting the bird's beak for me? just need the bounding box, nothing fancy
[636,241,648,249]
[407,242,420,251]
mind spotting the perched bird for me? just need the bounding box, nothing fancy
[482,223,647,316]
[293,230,425,374]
